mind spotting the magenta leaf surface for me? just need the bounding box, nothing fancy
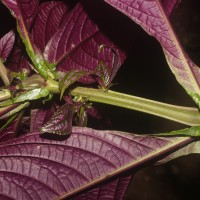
[0,30,15,62]
[41,103,75,135]
[1,0,39,38]
[6,46,30,74]
[104,0,200,106]
[30,107,55,133]
[31,1,70,53]
[0,117,17,142]
[1,0,57,79]
[161,0,181,17]
[43,2,127,84]
[71,176,132,200]
[0,125,192,199]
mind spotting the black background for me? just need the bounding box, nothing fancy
[1,0,200,199]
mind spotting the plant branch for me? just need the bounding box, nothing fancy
[71,87,200,126]
[0,59,10,86]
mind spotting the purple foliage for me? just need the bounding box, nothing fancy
[0,30,15,61]
[2,0,39,38]
[2,0,132,84]
[0,126,191,199]
[104,0,200,96]
[0,0,195,199]
[0,120,17,142]
[43,2,127,83]
[30,106,56,132]
[6,46,30,73]
[71,176,132,200]
[31,1,70,53]
[161,0,181,17]
[41,103,75,135]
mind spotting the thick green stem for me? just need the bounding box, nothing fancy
[0,89,11,101]
[71,87,200,126]
[0,59,10,86]
[46,78,59,93]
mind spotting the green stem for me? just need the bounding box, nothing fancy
[0,89,11,101]
[0,59,10,86]
[71,87,200,126]
[46,78,59,93]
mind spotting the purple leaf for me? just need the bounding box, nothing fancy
[0,118,17,142]
[44,3,126,84]
[161,0,181,17]
[30,106,56,132]
[0,111,28,142]
[59,70,90,98]
[1,0,39,38]
[6,46,30,74]
[0,30,15,61]
[31,1,70,53]
[71,176,132,200]
[94,46,122,90]
[104,0,200,106]
[2,0,54,79]
[0,126,192,199]
[41,103,75,135]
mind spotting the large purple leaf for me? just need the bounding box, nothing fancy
[0,126,192,199]
[31,1,70,53]
[104,0,200,106]
[30,107,55,133]
[0,30,15,62]
[0,119,17,142]
[1,0,56,79]
[43,2,127,83]
[1,0,39,38]
[71,176,132,200]
[161,0,181,17]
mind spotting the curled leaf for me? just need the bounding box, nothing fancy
[44,2,126,84]
[59,70,89,99]
[94,61,111,90]
[94,45,121,90]
[76,106,88,127]
[0,30,15,61]
[41,103,75,135]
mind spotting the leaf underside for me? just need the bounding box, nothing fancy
[0,125,192,199]
[0,30,15,61]
[104,0,200,106]
[43,2,127,84]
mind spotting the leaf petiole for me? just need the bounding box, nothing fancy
[0,59,10,86]
[71,87,200,126]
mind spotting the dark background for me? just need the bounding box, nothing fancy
[121,1,200,199]
[1,0,200,199]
